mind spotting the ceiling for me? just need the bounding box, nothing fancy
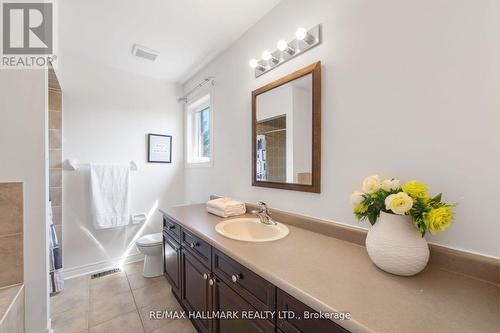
[59,0,280,82]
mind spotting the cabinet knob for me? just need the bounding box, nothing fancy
[203,273,208,280]
[231,274,240,283]
[209,278,214,286]
[189,242,198,248]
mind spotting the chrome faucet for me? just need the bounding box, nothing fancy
[251,202,277,225]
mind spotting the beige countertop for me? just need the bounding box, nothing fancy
[161,204,499,333]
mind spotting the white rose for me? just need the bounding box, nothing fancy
[350,191,365,207]
[381,179,400,191]
[362,175,381,193]
[385,192,413,215]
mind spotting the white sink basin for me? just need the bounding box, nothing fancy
[215,217,289,242]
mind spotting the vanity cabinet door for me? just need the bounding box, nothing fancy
[212,277,275,333]
[277,289,350,333]
[163,232,181,297]
[181,249,212,333]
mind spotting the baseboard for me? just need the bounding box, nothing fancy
[63,253,144,279]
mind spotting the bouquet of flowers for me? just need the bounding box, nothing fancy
[351,175,454,236]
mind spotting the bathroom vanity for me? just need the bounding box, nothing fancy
[162,213,346,333]
[161,204,499,333]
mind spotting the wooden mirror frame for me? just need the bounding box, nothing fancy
[252,61,321,193]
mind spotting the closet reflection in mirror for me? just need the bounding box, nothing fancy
[256,74,312,184]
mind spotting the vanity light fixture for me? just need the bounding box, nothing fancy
[249,58,267,71]
[277,39,296,55]
[262,50,279,64]
[249,24,321,78]
[295,27,316,45]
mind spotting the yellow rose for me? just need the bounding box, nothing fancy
[425,206,453,233]
[402,181,429,199]
[385,192,413,215]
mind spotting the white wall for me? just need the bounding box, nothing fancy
[0,70,49,333]
[58,53,184,274]
[183,0,500,258]
[292,85,312,181]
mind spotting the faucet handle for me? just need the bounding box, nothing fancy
[256,202,270,214]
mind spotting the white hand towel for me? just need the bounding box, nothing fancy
[206,198,246,217]
[207,206,245,218]
[90,164,130,229]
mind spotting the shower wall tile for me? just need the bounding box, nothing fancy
[54,224,62,245]
[0,286,24,333]
[49,90,62,111]
[49,130,62,149]
[0,183,23,236]
[49,111,62,130]
[49,169,62,187]
[49,149,62,169]
[0,233,23,286]
[52,206,62,226]
[49,188,62,206]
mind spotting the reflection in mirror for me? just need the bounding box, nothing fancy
[255,74,312,185]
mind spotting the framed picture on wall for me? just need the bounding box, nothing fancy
[148,134,172,163]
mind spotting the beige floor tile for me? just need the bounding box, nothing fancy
[65,275,90,291]
[51,276,90,315]
[90,272,130,300]
[51,305,88,333]
[150,319,196,333]
[131,280,171,308]
[123,261,144,276]
[89,290,136,326]
[89,311,144,333]
[127,273,166,291]
[138,293,184,332]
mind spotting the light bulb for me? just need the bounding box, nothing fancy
[295,27,307,40]
[262,50,272,61]
[249,58,258,68]
[277,40,288,51]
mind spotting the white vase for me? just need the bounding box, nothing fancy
[365,212,429,276]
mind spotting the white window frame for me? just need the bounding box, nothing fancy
[185,90,213,168]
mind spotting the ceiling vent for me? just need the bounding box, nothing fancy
[131,44,159,62]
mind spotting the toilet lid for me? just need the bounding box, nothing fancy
[136,233,162,247]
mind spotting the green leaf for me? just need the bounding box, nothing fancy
[431,193,442,203]
[368,213,377,226]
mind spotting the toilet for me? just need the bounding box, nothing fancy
[135,233,163,277]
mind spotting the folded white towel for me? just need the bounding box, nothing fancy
[207,206,245,218]
[90,164,130,229]
[206,198,246,217]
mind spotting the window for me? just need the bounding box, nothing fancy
[186,93,212,167]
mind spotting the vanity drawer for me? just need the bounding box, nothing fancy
[277,289,350,333]
[212,249,275,313]
[181,229,211,268]
[164,217,181,242]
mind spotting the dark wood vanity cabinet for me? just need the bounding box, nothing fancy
[163,231,181,297]
[277,290,350,333]
[181,248,212,333]
[212,277,275,333]
[162,215,350,333]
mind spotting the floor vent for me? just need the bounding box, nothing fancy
[91,268,121,279]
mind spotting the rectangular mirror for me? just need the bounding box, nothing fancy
[252,62,321,193]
